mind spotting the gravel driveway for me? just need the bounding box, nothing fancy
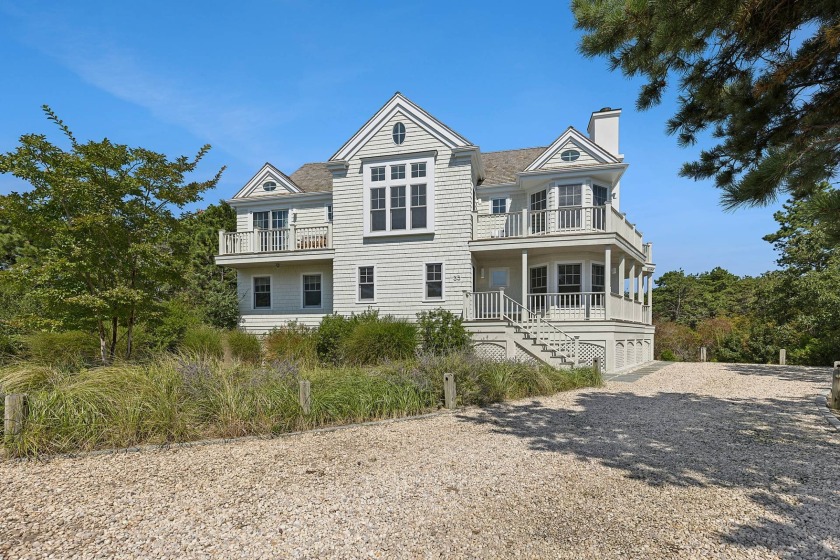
[2,362,839,559]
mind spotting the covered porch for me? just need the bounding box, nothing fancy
[466,243,653,325]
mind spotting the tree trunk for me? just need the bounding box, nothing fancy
[97,319,109,364]
[126,308,135,360]
[109,316,118,360]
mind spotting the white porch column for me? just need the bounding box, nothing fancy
[637,267,644,303]
[628,262,636,301]
[647,272,654,324]
[604,246,612,320]
[618,253,626,297]
[521,249,528,310]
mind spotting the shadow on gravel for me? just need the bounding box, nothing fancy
[457,365,840,557]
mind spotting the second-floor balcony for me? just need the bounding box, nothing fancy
[473,203,646,256]
[218,225,332,256]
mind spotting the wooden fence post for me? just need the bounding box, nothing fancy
[700,347,707,362]
[299,380,311,415]
[779,349,786,366]
[4,394,27,440]
[592,357,602,377]
[830,362,840,409]
[443,372,456,409]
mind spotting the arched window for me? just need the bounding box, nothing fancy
[560,149,580,162]
[392,122,406,145]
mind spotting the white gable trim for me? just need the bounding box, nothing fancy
[232,163,303,199]
[525,128,620,171]
[329,92,473,162]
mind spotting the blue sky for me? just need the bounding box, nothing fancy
[0,1,784,278]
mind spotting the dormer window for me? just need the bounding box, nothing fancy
[560,149,580,162]
[392,122,406,145]
[262,181,277,191]
[363,156,434,236]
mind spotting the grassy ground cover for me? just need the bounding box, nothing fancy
[0,352,599,457]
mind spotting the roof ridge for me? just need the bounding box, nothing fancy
[482,146,548,154]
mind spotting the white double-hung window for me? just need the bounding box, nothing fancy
[363,156,434,236]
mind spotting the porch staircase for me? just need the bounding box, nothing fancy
[465,291,580,367]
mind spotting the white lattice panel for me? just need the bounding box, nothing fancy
[473,342,507,362]
[644,340,651,361]
[636,340,643,364]
[514,347,539,364]
[627,341,636,366]
[578,343,605,366]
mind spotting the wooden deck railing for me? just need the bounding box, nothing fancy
[218,225,332,255]
[464,290,651,325]
[473,203,646,255]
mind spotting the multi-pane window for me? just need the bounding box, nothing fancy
[592,185,609,207]
[253,211,270,230]
[365,159,432,234]
[529,266,548,294]
[557,264,582,293]
[392,122,406,145]
[530,190,547,233]
[411,184,427,229]
[557,185,582,207]
[371,188,386,231]
[591,264,605,293]
[253,277,271,309]
[326,204,333,222]
[491,198,507,214]
[359,266,375,301]
[272,210,288,229]
[425,263,443,299]
[390,186,406,230]
[303,274,322,308]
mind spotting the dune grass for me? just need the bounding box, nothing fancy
[0,352,599,458]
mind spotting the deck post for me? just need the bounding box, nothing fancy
[628,263,636,302]
[218,229,226,255]
[4,394,27,441]
[327,223,333,248]
[618,254,626,298]
[499,287,506,320]
[522,209,529,236]
[521,249,528,314]
[779,349,786,366]
[604,246,612,320]
[604,201,613,231]
[289,223,297,252]
[298,380,311,415]
[637,267,644,303]
[443,373,457,409]
[830,362,840,409]
[574,336,580,363]
[471,212,477,239]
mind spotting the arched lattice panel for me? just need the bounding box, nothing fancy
[473,342,507,362]
[578,343,606,366]
[615,342,625,370]
[644,340,651,361]
[636,340,643,364]
[627,341,636,366]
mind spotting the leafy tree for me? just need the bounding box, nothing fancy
[573,0,840,218]
[0,106,223,362]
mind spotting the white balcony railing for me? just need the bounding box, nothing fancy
[218,225,332,256]
[464,290,651,325]
[473,203,645,255]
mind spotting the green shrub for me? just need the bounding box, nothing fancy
[341,316,418,365]
[659,349,677,361]
[23,331,101,367]
[264,322,317,366]
[226,330,262,363]
[416,309,471,354]
[179,325,225,358]
[149,297,203,351]
[316,314,353,365]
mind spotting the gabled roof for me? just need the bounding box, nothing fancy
[289,162,333,193]
[524,127,620,171]
[329,92,473,162]
[480,147,547,185]
[232,163,303,199]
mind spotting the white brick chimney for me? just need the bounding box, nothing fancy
[587,107,622,158]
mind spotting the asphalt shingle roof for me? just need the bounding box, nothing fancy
[289,162,333,193]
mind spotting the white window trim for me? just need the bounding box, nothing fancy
[301,272,323,310]
[528,264,549,294]
[325,204,333,222]
[552,182,584,208]
[362,155,435,237]
[589,261,606,293]
[422,262,445,302]
[555,260,584,293]
[253,275,272,310]
[490,196,511,215]
[251,208,291,230]
[356,264,377,304]
[489,267,510,289]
